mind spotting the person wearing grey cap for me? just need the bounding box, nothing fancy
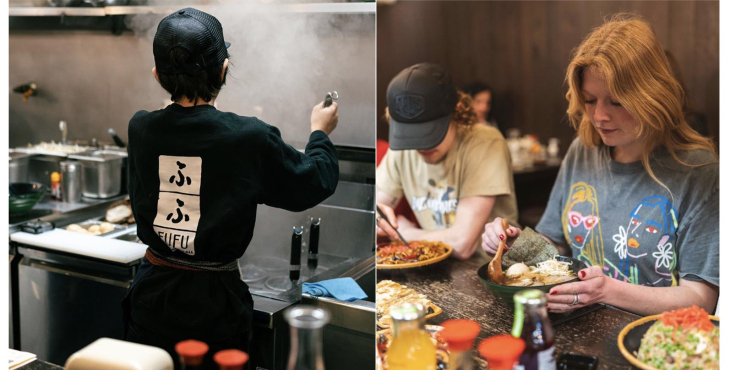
[122,8,339,367]
[376,63,518,261]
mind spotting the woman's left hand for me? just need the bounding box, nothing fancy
[546,266,612,313]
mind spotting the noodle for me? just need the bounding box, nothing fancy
[377,241,450,265]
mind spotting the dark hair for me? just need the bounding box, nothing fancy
[157,47,228,104]
[462,82,491,97]
[462,82,493,121]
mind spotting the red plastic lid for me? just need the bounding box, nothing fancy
[175,340,209,366]
[214,349,249,368]
[478,335,525,369]
[440,319,481,351]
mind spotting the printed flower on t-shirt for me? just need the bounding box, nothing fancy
[612,225,628,260]
[652,240,674,270]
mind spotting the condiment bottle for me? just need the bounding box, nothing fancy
[386,303,436,370]
[214,349,249,370]
[512,290,556,370]
[440,319,481,370]
[285,305,330,370]
[478,334,525,370]
[50,172,62,200]
[175,339,209,370]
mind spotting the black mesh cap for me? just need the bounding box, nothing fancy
[153,8,231,76]
[386,63,458,150]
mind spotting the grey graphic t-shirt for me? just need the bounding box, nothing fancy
[536,139,718,287]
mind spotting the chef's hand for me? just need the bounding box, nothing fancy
[311,101,339,135]
[546,266,611,313]
[376,203,400,239]
[481,217,521,255]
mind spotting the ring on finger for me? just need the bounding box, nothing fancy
[570,293,580,306]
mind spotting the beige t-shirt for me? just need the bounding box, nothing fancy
[377,125,519,259]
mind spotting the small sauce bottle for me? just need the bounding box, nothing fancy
[386,303,436,370]
[478,334,525,370]
[512,290,556,370]
[440,319,481,370]
[214,349,249,370]
[175,340,208,370]
[50,172,61,200]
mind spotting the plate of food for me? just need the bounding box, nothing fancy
[618,305,719,370]
[376,280,442,329]
[376,325,448,370]
[376,240,452,269]
[66,220,124,236]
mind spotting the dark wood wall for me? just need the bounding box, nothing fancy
[376,1,719,150]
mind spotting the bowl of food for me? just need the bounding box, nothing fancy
[618,306,719,370]
[477,256,586,307]
[9,182,46,216]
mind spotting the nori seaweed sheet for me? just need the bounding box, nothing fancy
[501,227,558,268]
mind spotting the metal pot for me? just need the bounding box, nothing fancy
[9,151,31,183]
[68,150,126,199]
[60,161,83,203]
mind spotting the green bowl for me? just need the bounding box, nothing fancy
[476,256,587,308]
[9,182,46,216]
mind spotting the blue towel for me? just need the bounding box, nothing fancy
[302,277,368,302]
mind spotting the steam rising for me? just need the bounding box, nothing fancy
[124,0,375,147]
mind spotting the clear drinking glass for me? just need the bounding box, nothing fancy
[285,305,331,370]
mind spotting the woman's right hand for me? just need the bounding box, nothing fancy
[481,217,522,255]
[311,101,339,135]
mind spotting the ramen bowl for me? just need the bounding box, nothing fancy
[477,256,587,308]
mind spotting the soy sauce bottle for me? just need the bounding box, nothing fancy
[511,290,555,370]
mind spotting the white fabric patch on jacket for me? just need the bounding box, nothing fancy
[153,155,202,256]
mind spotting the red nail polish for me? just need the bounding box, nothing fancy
[550,291,557,295]
[580,271,586,278]
[499,234,505,241]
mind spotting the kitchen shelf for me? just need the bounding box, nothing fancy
[9,7,106,16]
[10,3,375,16]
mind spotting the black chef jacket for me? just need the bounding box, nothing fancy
[125,103,338,342]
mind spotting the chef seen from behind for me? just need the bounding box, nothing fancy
[122,8,339,368]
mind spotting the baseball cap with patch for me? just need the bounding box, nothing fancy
[153,8,231,76]
[386,63,458,150]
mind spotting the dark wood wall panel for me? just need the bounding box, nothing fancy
[377,1,719,148]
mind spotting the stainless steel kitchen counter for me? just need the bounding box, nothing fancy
[9,195,127,234]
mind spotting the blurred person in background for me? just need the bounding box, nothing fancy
[463,82,499,131]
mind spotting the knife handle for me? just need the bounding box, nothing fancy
[290,227,303,282]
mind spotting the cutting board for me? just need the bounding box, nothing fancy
[10,229,147,264]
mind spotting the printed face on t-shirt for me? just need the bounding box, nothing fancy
[624,196,677,281]
[566,199,599,250]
